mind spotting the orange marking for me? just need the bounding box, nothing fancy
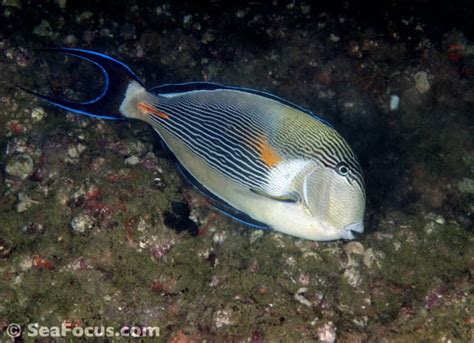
[248,134,282,168]
[137,102,169,119]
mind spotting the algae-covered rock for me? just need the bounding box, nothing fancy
[33,20,53,37]
[16,192,39,213]
[414,71,431,94]
[458,178,474,194]
[5,153,34,179]
[124,155,140,165]
[3,0,22,9]
[70,213,95,233]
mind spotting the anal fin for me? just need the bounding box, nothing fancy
[176,163,270,229]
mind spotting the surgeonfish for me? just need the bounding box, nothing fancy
[20,48,366,241]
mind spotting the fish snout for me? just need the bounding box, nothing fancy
[343,222,364,239]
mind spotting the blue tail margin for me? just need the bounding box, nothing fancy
[18,48,144,120]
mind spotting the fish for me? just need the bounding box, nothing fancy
[20,48,366,241]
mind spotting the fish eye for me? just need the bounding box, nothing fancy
[335,162,349,176]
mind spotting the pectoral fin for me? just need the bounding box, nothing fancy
[250,188,300,203]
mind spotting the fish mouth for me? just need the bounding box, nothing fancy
[342,222,364,240]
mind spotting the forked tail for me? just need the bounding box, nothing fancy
[18,48,145,120]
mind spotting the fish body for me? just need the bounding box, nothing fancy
[21,48,366,241]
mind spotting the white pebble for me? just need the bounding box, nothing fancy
[19,257,33,271]
[67,143,86,159]
[343,102,355,109]
[344,241,364,255]
[294,287,312,307]
[458,178,474,194]
[414,71,430,94]
[343,267,361,287]
[70,213,95,233]
[5,153,34,179]
[125,155,140,165]
[329,33,340,42]
[212,231,226,244]
[435,215,446,225]
[136,217,147,232]
[214,309,234,328]
[389,95,400,111]
[183,14,193,25]
[16,192,39,213]
[317,322,336,343]
[63,34,78,46]
[249,230,264,244]
[363,248,381,268]
[300,5,310,14]
[31,107,46,121]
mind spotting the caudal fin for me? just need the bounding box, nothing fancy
[18,48,145,120]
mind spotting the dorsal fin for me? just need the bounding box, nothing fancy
[150,82,333,127]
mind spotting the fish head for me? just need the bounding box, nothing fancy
[301,159,366,240]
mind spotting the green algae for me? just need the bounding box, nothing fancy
[2,187,472,341]
[374,221,472,294]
